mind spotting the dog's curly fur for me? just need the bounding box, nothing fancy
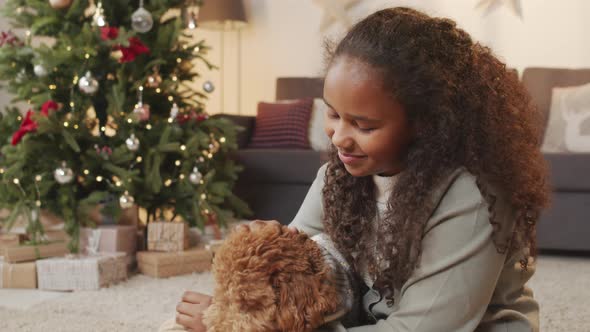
[203,223,341,332]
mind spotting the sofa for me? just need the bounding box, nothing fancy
[224,72,590,252]
[522,68,590,252]
[219,78,328,224]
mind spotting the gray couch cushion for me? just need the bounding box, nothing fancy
[545,153,590,191]
[233,149,327,184]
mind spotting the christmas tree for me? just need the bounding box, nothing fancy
[0,0,251,252]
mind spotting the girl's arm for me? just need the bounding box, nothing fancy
[328,173,536,332]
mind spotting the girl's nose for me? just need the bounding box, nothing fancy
[331,127,354,151]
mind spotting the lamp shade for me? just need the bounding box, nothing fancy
[198,0,247,31]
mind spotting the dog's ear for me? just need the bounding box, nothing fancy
[274,272,340,332]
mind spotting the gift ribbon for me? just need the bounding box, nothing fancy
[86,229,102,255]
[0,259,4,288]
[0,259,15,288]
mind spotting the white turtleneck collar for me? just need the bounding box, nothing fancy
[373,172,401,205]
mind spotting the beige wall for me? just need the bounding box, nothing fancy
[2,1,590,116]
[199,0,590,116]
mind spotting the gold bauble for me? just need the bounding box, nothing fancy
[49,0,73,9]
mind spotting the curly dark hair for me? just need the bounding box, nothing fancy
[321,7,550,301]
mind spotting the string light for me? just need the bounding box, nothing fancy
[155,88,161,93]
[172,75,178,81]
[127,118,133,124]
[96,176,103,182]
[13,178,19,185]
[136,156,143,162]
[66,46,72,51]
[35,175,42,181]
[200,194,207,200]
[174,160,181,166]
[100,126,106,132]
[25,30,31,37]
[74,124,79,129]
[164,179,172,187]
[139,86,144,91]
[83,169,90,175]
[179,174,185,180]
[176,58,182,63]
[0,168,4,174]
[167,96,174,102]
[220,137,226,143]
[49,84,57,90]
[84,53,90,59]
[208,153,213,159]
[180,145,186,151]
[69,101,75,107]
[35,200,41,207]
[63,121,69,127]
[146,124,152,130]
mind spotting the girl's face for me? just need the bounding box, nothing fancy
[323,56,414,177]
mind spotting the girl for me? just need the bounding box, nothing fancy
[172,7,549,332]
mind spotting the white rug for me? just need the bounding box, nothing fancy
[0,255,589,332]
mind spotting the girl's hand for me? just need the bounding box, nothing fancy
[241,219,299,234]
[176,291,212,332]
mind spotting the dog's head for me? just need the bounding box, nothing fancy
[203,222,340,332]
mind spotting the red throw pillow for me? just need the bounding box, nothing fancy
[248,98,314,149]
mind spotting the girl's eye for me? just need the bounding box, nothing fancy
[327,111,339,119]
[358,127,375,133]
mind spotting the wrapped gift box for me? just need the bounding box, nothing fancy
[44,230,69,242]
[0,258,37,289]
[137,247,212,278]
[1,241,68,263]
[147,222,189,252]
[79,225,138,271]
[36,253,127,291]
[0,233,26,249]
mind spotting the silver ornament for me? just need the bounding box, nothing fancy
[54,161,74,184]
[189,167,202,185]
[203,81,215,93]
[119,191,135,209]
[15,69,26,83]
[78,71,99,95]
[125,134,140,151]
[33,64,48,77]
[92,1,107,27]
[131,1,153,33]
[169,103,179,121]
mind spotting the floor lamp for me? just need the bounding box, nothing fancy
[198,0,248,114]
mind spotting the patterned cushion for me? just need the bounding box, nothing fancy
[248,98,313,149]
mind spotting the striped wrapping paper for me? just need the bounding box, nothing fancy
[36,253,127,291]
